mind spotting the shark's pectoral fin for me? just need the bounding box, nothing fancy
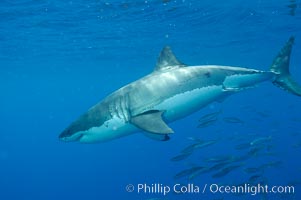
[143,132,170,141]
[130,110,174,134]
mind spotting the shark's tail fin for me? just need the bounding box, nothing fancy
[270,36,301,96]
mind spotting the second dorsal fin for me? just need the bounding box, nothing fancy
[154,46,186,71]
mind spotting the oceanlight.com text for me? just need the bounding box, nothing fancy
[125,183,295,196]
[209,183,294,196]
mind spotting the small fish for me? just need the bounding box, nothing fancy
[290,131,300,136]
[193,140,218,149]
[288,0,297,16]
[248,174,264,183]
[250,136,272,146]
[197,118,218,128]
[174,166,205,179]
[240,105,255,111]
[256,111,270,118]
[207,162,232,172]
[244,167,264,174]
[181,140,205,153]
[188,167,209,180]
[232,154,252,162]
[199,110,222,122]
[235,143,251,150]
[204,155,235,163]
[247,145,265,156]
[181,143,200,154]
[170,152,192,161]
[181,140,218,154]
[291,117,301,123]
[223,117,244,124]
[262,160,283,168]
[212,164,242,178]
[292,141,301,148]
[186,137,202,142]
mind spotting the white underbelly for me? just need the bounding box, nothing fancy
[77,86,226,143]
[155,85,226,121]
[79,117,138,143]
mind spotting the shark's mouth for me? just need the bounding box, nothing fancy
[75,133,84,141]
[59,132,84,142]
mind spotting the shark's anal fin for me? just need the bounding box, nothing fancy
[143,132,170,141]
[130,110,174,134]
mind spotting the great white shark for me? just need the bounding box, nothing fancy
[59,37,301,143]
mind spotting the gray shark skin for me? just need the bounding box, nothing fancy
[59,37,301,143]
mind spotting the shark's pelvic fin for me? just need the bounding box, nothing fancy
[270,36,301,96]
[130,110,174,134]
[154,46,186,71]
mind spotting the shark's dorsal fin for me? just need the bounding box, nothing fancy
[130,110,174,134]
[154,46,186,71]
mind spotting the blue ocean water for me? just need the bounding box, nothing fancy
[1,0,301,199]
